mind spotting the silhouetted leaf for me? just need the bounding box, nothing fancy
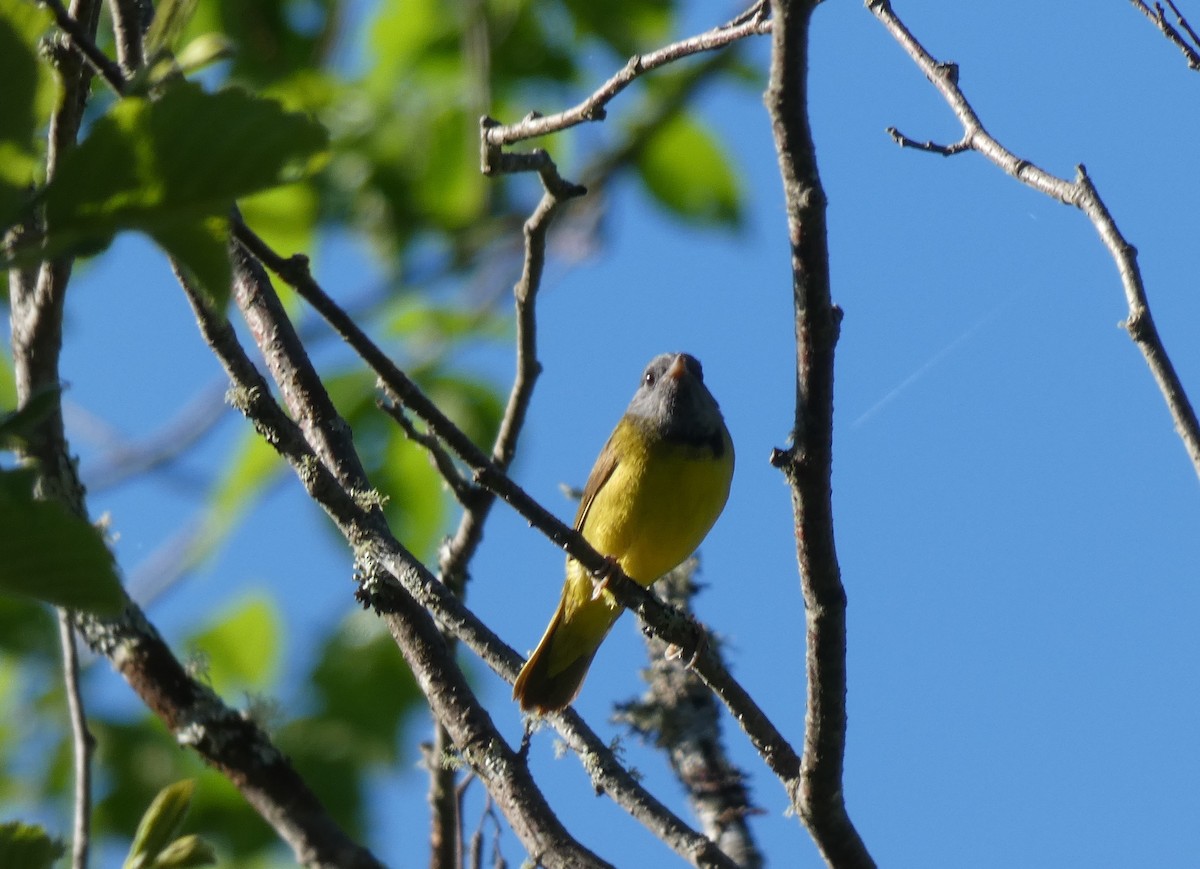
[0,470,124,615]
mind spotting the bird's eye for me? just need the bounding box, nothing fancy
[643,371,656,387]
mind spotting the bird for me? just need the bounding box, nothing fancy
[512,352,734,713]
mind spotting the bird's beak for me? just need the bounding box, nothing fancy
[666,354,687,381]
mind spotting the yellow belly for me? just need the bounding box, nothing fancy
[582,428,733,586]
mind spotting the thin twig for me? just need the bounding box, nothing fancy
[242,232,806,818]
[870,0,1200,480]
[764,1,874,866]
[1130,0,1200,69]
[37,15,731,862]
[200,250,614,869]
[42,0,128,93]
[428,124,567,869]
[58,612,92,869]
[480,2,772,148]
[182,249,739,869]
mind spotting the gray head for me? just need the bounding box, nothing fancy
[625,353,726,447]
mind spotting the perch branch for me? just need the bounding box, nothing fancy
[249,239,807,816]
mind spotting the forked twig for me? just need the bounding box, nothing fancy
[870,0,1200,481]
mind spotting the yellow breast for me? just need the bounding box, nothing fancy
[580,418,734,586]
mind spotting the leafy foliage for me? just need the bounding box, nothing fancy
[40,82,328,306]
[0,468,124,615]
[0,821,64,869]
[0,0,56,230]
[124,780,215,869]
[0,0,751,862]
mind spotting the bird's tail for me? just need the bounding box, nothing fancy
[513,586,620,713]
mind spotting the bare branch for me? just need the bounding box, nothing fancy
[193,249,614,868]
[58,613,92,869]
[41,0,127,94]
[1130,0,1200,70]
[105,0,147,73]
[870,0,1200,480]
[238,223,806,829]
[197,239,742,868]
[764,0,874,865]
[885,126,969,156]
[481,2,771,148]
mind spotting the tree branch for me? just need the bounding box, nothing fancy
[237,216,810,840]
[58,612,92,869]
[192,249,614,868]
[764,1,873,866]
[38,13,731,863]
[616,562,764,869]
[426,132,570,869]
[13,6,384,868]
[480,2,772,148]
[104,0,146,74]
[179,244,741,868]
[869,0,1200,480]
[1130,0,1200,70]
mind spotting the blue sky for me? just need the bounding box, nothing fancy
[34,1,1200,866]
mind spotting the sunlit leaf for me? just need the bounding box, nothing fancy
[635,112,742,226]
[125,780,195,869]
[196,429,285,565]
[238,182,319,260]
[38,82,328,304]
[0,0,56,229]
[148,833,216,868]
[187,594,280,692]
[147,214,233,310]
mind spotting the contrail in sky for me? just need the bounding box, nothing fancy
[850,294,1016,430]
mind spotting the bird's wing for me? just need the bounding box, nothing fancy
[573,438,620,532]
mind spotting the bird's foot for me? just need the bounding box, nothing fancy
[589,556,620,601]
[665,622,709,668]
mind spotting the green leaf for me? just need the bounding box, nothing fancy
[39,82,328,302]
[144,0,201,59]
[187,594,279,692]
[0,469,124,615]
[0,385,61,450]
[0,0,57,230]
[0,347,15,411]
[635,112,742,226]
[125,780,195,869]
[195,429,284,565]
[295,613,424,767]
[148,834,216,869]
[561,0,673,56]
[0,821,65,869]
[238,181,318,259]
[147,214,233,311]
